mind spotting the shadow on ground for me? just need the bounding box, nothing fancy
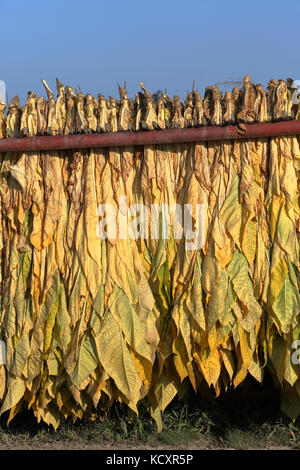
[0,374,299,450]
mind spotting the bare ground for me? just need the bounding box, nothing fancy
[0,382,299,451]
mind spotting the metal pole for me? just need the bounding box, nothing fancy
[0,120,300,152]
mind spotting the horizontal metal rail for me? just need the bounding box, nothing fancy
[0,120,300,152]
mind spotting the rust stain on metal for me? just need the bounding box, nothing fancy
[0,120,300,152]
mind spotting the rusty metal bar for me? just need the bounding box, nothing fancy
[1,120,300,152]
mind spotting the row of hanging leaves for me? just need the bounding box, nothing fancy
[0,135,299,430]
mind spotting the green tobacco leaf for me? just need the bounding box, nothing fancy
[151,237,165,280]
[52,287,71,354]
[186,256,206,331]
[277,204,298,265]
[268,334,287,384]
[219,174,242,248]
[68,332,98,389]
[228,250,262,331]
[272,275,300,334]
[153,369,177,411]
[219,281,235,327]
[150,211,167,279]
[92,284,104,316]
[11,334,30,377]
[108,284,152,362]
[14,271,26,334]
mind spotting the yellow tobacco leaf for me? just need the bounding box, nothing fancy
[248,359,263,383]
[130,349,152,387]
[208,324,218,351]
[253,227,269,302]
[241,217,256,266]
[11,334,30,377]
[214,237,233,269]
[42,405,62,430]
[202,255,228,331]
[7,399,23,426]
[194,348,221,386]
[52,287,71,354]
[269,249,288,305]
[283,351,298,387]
[233,349,248,388]
[228,250,250,312]
[28,271,61,382]
[269,195,282,242]
[228,251,262,329]
[172,334,189,382]
[0,376,25,416]
[153,369,178,412]
[47,350,63,376]
[276,203,299,266]
[186,256,206,331]
[238,325,252,369]
[220,349,235,381]
[150,405,163,433]
[178,304,193,362]
[94,309,142,404]
[44,285,61,357]
[0,365,6,401]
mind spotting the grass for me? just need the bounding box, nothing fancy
[0,381,300,450]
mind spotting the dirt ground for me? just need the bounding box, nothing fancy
[0,388,299,451]
[0,440,294,451]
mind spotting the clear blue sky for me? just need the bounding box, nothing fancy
[2,0,300,104]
